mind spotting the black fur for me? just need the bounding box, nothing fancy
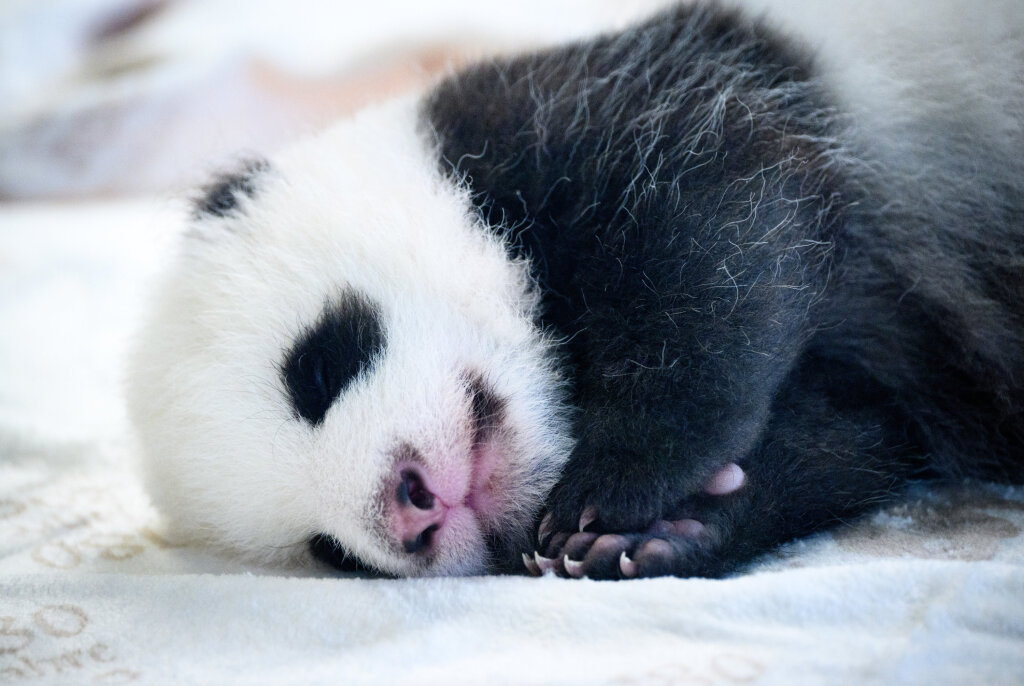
[193,158,269,219]
[309,533,375,574]
[281,294,386,427]
[424,4,1024,577]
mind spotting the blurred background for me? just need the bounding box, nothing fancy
[0,0,664,441]
[0,0,666,200]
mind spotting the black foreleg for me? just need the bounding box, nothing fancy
[539,193,837,537]
[535,357,923,579]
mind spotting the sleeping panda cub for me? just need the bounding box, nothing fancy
[128,1,1024,579]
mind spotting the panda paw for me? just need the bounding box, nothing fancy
[525,522,710,579]
[526,463,747,579]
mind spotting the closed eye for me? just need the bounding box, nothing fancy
[281,293,386,426]
[308,533,376,574]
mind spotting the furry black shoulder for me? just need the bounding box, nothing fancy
[426,1,1024,578]
[128,1,1024,579]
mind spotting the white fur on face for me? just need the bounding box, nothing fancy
[126,97,573,575]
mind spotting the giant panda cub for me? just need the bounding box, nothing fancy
[127,0,1024,579]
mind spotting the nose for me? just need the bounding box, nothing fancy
[394,468,447,555]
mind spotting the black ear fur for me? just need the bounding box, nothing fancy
[190,158,270,222]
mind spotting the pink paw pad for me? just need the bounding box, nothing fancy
[704,462,746,496]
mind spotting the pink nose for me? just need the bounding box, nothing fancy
[394,468,447,554]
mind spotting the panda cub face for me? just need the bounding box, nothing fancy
[127,98,573,576]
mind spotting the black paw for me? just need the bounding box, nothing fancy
[544,457,747,536]
[526,463,748,579]
[526,521,712,579]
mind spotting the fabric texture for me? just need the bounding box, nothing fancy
[2,2,1023,683]
[1,199,1022,686]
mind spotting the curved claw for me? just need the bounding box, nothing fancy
[522,552,542,576]
[537,512,554,547]
[579,505,598,532]
[534,551,558,573]
[563,555,585,578]
[619,551,638,578]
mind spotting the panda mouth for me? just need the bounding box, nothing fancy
[379,375,512,569]
[464,434,503,516]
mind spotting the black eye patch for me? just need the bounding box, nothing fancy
[281,294,386,426]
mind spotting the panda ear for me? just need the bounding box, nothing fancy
[189,157,270,226]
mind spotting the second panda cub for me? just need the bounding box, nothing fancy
[127,2,1024,579]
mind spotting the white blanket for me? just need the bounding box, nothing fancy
[2,2,1023,684]
[2,197,1022,686]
